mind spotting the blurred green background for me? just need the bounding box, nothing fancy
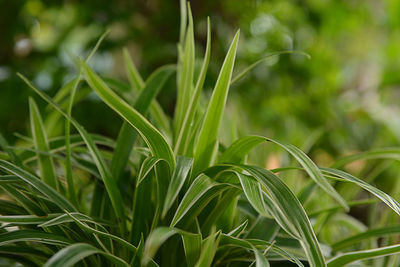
[2,0,400,167]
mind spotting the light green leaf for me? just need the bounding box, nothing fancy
[81,61,175,170]
[123,47,145,91]
[267,138,348,210]
[111,65,175,185]
[332,148,400,168]
[170,174,222,227]
[230,50,310,85]
[232,164,326,267]
[174,3,195,138]
[219,135,348,210]
[142,227,201,266]
[162,156,193,217]
[219,135,265,164]
[227,220,248,237]
[195,231,221,267]
[0,160,75,212]
[18,74,125,234]
[0,214,61,225]
[0,230,70,247]
[219,234,304,267]
[175,17,211,156]
[193,30,240,174]
[321,168,400,216]
[64,211,137,253]
[136,156,166,188]
[327,244,400,267]
[332,225,400,250]
[237,173,268,217]
[43,243,129,267]
[29,98,58,190]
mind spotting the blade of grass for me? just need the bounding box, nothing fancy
[43,243,129,267]
[321,168,400,216]
[174,3,195,137]
[228,220,248,237]
[162,156,193,218]
[142,227,201,266]
[80,62,175,170]
[0,133,22,166]
[332,225,400,251]
[193,30,240,175]
[0,160,75,212]
[237,174,269,217]
[175,18,211,156]
[64,30,109,206]
[327,244,400,267]
[331,148,400,168]
[136,156,166,188]
[18,74,126,235]
[123,47,144,91]
[0,184,45,215]
[170,174,222,227]
[219,136,265,164]
[0,214,61,225]
[195,231,221,267]
[220,135,348,210]
[0,230,71,246]
[218,234,304,266]
[29,98,58,190]
[232,165,326,267]
[111,65,175,185]
[230,51,310,85]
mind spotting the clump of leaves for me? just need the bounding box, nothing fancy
[1,2,400,267]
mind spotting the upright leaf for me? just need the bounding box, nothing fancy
[29,98,58,190]
[162,156,193,217]
[111,65,175,184]
[174,3,195,137]
[81,62,175,170]
[175,18,211,156]
[123,47,145,91]
[18,74,126,235]
[193,30,240,175]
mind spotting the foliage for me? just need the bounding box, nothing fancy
[1,2,400,267]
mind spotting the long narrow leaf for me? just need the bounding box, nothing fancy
[81,62,175,170]
[162,156,193,217]
[232,164,326,267]
[174,3,195,138]
[43,243,129,267]
[193,30,240,174]
[0,160,75,212]
[17,74,125,234]
[29,98,58,190]
[327,244,400,267]
[175,18,211,156]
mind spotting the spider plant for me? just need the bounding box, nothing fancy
[1,2,400,267]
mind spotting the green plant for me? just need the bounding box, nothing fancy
[1,3,400,267]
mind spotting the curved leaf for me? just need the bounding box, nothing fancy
[321,168,400,216]
[81,62,175,170]
[43,243,129,267]
[0,160,75,212]
[327,244,400,267]
[162,156,193,217]
[232,164,326,267]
